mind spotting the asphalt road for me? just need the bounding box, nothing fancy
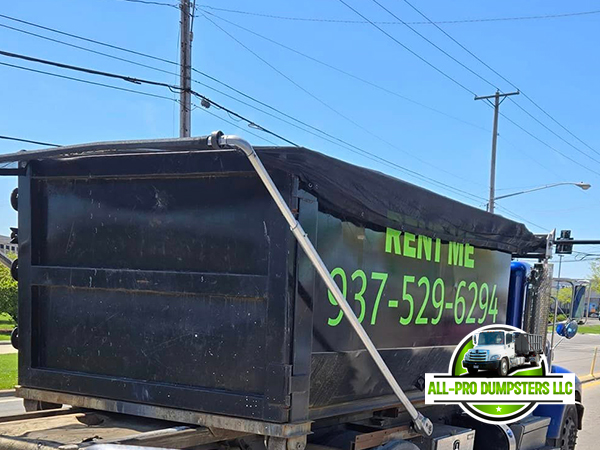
[0,395,24,417]
[0,341,16,355]
[550,332,600,377]
[577,379,600,450]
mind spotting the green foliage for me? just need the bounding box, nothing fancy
[0,253,17,323]
[0,353,17,390]
[579,324,600,335]
[557,287,573,305]
[590,260,600,294]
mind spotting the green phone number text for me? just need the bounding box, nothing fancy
[326,267,499,327]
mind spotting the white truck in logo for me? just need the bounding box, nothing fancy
[462,330,543,376]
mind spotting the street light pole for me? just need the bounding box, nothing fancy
[493,182,591,202]
[475,90,520,214]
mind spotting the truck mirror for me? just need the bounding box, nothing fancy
[472,335,477,345]
[570,285,587,322]
[556,320,578,339]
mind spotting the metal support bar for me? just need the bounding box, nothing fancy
[590,347,598,377]
[212,132,433,437]
[15,388,311,439]
[553,239,600,246]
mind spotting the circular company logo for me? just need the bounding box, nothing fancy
[425,324,575,425]
[448,324,546,424]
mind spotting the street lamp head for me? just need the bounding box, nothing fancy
[576,182,591,190]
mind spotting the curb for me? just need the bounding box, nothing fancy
[579,374,600,384]
[0,389,15,398]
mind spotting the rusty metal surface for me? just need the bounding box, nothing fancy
[352,425,418,450]
[16,388,312,439]
[0,410,211,450]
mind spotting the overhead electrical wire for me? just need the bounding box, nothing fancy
[398,0,600,163]
[336,0,476,96]
[0,50,299,147]
[0,51,496,201]
[0,15,494,194]
[0,135,60,147]
[200,12,489,189]
[196,5,600,26]
[339,0,600,177]
[200,12,488,132]
[0,14,490,151]
[499,112,600,177]
[117,0,179,9]
[0,14,568,226]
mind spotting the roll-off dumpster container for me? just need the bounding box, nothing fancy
[12,137,544,424]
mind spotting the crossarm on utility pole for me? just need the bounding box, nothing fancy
[209,131,433,437]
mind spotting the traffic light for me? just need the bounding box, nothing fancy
[556,230,573,255]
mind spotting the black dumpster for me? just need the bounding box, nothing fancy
[14,141,544,424]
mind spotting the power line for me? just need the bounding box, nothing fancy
[398,0,600,162]
[371,0,499,91]
[0,16,561,222]
[200,12,488,191]
[0,49,488,202]
[201,11,489,133]
[0,13,490,144]
[336,0,477,96]
[500,112,600,177]
[0,13,178,67]
[508,99,600,165]
[0,14,492,193]
[197,5,600,25]
[117,0,179,9]
[351,0,600,179]
[0,135,60,147]
[0,49,299,147]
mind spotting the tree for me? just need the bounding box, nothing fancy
[0,253,17,323]
[589,260,600,294]
[557,286,573,305]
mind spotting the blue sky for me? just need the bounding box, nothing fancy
[0,0,598,278]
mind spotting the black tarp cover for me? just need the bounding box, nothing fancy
[258,146,546,255]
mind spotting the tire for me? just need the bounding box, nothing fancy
[10,327,18,350]
[497,358,509,377]
[10,258,18,281]
[531,355,539,367]
[467,368,478,375]
[557,404,578,450]
[10,188,18,212]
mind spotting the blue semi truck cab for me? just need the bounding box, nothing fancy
[510,261,584,450]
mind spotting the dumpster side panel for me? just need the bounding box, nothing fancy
[299,194,512,416]
[18,152,296,422]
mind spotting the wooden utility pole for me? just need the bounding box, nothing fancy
[179,0,193,137]
[475,90,519,214]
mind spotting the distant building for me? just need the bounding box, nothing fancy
[589,291,599,315]
[0,235,17,255]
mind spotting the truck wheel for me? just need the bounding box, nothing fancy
[497,358,509,376]
[530,355,539,367]
[557,405,578,450]
[10,327,18,350]
[467,368,478,375]
[10,188,18,211]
